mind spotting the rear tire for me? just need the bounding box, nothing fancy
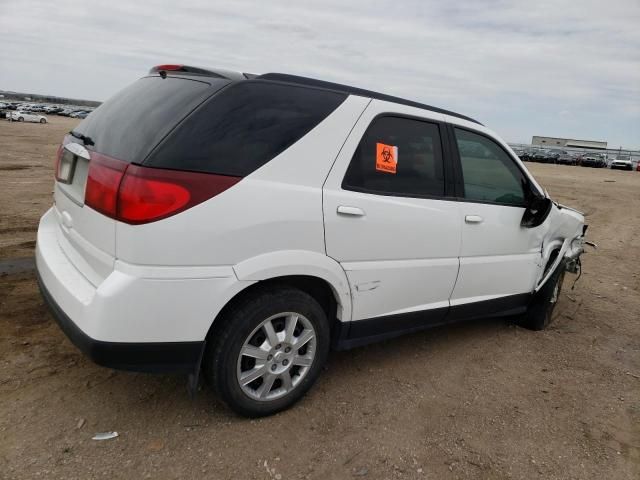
[203,287,330,417]
[517,262,566,331]
[40,118,46,124]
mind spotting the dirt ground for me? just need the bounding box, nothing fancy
[0,116,638,480]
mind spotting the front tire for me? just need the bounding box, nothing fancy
[518,262,566,331]
[40,118,46,124]
[18,117,24,122]
[204,287,330,417]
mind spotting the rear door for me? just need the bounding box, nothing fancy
[448,126,543,316]
[52,75,228,285]
[324,101,461,332]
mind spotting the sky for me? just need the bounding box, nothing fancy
[1,0,638,148]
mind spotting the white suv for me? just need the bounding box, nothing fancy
[36,64,588,417]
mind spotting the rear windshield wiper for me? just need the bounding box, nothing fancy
[69,130,94,146]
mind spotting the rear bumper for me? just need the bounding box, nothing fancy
[37,268,203,373]
[35,207,249,373]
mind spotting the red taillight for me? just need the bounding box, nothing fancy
[85,154,128,218]
[84,154,241,224]
[117,166,191,223]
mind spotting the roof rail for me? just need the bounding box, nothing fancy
[257,73,481,125]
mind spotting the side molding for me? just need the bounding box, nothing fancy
[334,292,531,350]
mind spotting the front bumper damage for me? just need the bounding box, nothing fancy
[535,224,596,292]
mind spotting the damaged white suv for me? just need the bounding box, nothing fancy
[36,65,589,417]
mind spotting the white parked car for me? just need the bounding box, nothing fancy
[36,64,589,417]
[8,110,48,123]
[610,154,633,171]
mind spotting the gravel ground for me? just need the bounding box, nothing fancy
[0,116,639,479]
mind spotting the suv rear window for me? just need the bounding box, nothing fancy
[73,76,227,163]
[145,81,347,177]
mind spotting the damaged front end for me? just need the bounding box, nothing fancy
[564,227,597,275]
[534,203,595,293]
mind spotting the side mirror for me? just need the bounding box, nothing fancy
[521,194,552,228]
[520,177,552,228]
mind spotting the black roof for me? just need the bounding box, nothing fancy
[149,65,481,125]
[258,73,482,125]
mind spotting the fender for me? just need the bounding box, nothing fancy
[535,238,569,292]
[540,238,565,270]
[233,250,353,321]
[535,203,587,291]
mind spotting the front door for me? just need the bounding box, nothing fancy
[449,127,544,317]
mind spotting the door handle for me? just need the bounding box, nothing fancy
[465,215,483,224]
[337,205,365,217]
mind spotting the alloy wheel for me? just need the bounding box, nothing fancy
[236,312,316,401]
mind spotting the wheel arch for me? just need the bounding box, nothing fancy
[232,250,352,322]
[203,251,352,345]
[204,274,347,358]
[535,240,567,292]
[542,239,564,267]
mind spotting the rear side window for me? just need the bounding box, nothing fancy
[342,116,445,198]
[454,128,525,206]
[74,76,226,163]
[146,82,347,176]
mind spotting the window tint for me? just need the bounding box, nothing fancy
[146,82,347,176]
[342,116,445,197]
[454,128,525,206]
[74,76,225,163]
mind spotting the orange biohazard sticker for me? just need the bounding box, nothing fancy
[376,143,398,174]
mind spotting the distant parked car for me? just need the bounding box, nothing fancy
[70,111,89,118]
[610,155,633,171]
[556,152,577,165]
[7,111,48,123]
[521,148,538,161]
[580,153,606,168]
[512,147,525,158]
[531,149,549,162]
[544,149,567,163]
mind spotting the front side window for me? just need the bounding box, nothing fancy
[454,128,525,206]
[342,116,445,198]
